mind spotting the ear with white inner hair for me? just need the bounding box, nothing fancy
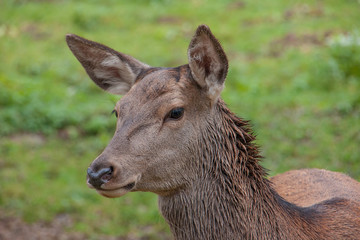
[187,25,229,102]
[66,34,149,95]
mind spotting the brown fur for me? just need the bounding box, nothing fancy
[159,100,360,239]
[271,168,360,207]
[66,25,360,239]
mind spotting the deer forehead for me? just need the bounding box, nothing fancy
[116,67,196,114]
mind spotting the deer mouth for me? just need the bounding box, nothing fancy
[89,175,141,198]
[96,183,135,198]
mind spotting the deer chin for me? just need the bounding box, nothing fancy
[91,175,141,198]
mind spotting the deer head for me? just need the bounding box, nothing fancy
[66,25,228,198]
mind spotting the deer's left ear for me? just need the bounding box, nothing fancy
[188,25,228,102]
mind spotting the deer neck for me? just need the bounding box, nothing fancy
[158,99,320,240]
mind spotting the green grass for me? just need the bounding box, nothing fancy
[0,134,168,238]
[1,0,360,238]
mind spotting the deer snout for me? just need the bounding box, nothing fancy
[87,166,113,189]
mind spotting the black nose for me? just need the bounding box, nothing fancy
[87,167,113,189]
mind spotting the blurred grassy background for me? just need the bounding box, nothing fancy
[0,0,359,239]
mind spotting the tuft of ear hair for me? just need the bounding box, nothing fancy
[187,25,229,102]
[66,34,149,95]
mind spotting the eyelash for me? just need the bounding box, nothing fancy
[111,110,118,118]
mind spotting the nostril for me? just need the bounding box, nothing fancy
[100,166,113,182]
[87,166,114,189]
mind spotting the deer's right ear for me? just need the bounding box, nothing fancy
[66,34,149,95]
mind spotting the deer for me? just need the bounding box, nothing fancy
[66,25,360,240]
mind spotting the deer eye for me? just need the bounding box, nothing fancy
[111,109,118,118]
[166,107,184,121]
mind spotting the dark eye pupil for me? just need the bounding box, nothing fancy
[169,108,184,120]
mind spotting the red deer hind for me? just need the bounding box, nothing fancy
[66,25,360,240]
